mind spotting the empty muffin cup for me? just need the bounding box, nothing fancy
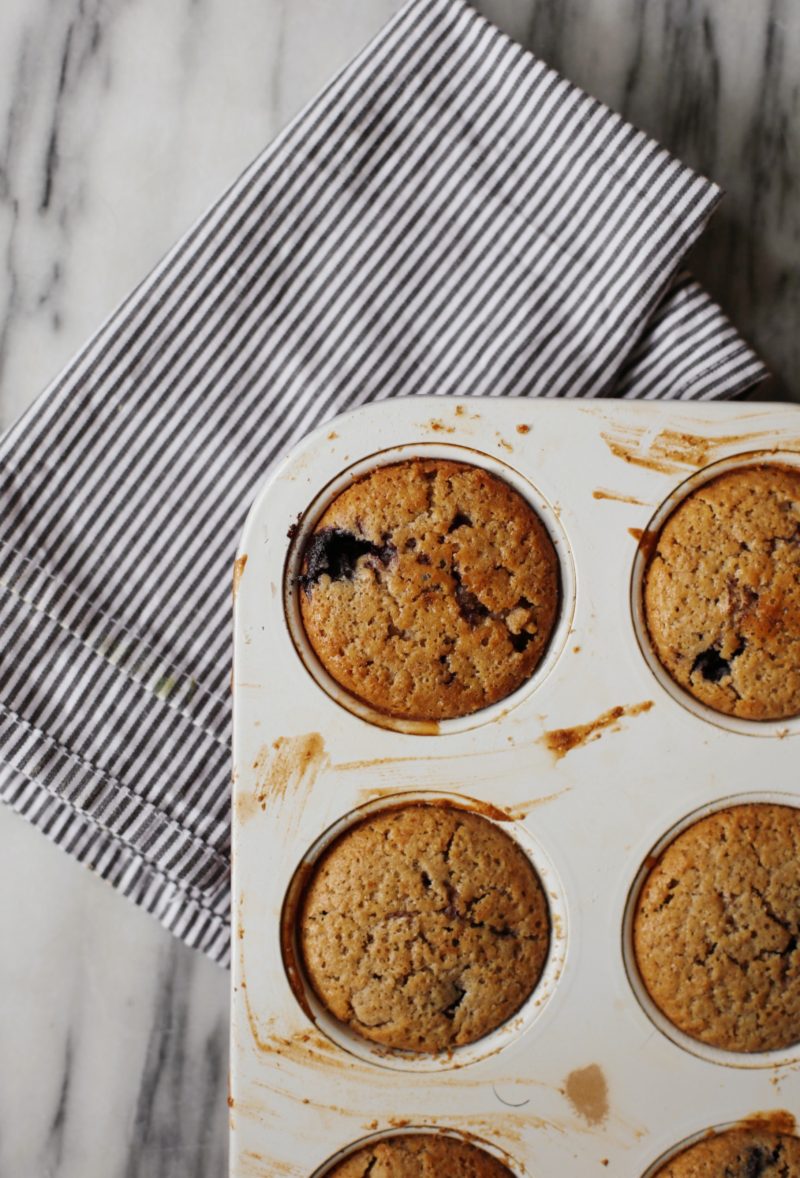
[296,457,561,722]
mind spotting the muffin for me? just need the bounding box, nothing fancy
[298,458,560,720]
[634,803,800,1052]
[653,1128,800,1177]
[327,1133,514,1177]
[298,804,550,1052]
[643,463,800,721]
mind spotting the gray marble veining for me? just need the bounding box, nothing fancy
[493,0,800,402]
[0,1,798,1175]
[0,808,229,1178]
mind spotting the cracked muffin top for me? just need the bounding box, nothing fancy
[653,1128,800,1177]
[298,804,550,1053]
[297,458,560,720]
[643,463,800,721]
[327,1133,514,1177]
[634,803,800,1053]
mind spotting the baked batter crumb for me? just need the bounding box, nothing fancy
[644,464,800,720]
[654,1128,800,1176]
[327,1133,514,1176]
[634,803,800,1053]
[298,459,560,720]
[299,804,550,1053]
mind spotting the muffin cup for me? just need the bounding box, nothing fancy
[312,1126,524,1177]
[281,792,568,1072]
[622,790,800,1069]
[284,444,576,736]
[641,1119,800,1178]
[630,449,800,738]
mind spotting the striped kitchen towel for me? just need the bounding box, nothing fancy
[0,0,767,966]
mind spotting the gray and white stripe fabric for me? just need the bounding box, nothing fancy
[0,0,767,966]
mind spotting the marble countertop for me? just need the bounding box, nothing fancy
[0,2,797,1176]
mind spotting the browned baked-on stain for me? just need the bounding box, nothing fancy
[232,554,248,601]
[602,427,784,475]
[409,718,441,735]
[239,733,328,826]
[238,923,277,1055]
[336,752,455,772]
[241,1154,302,1178]
[280,858,317,1023]
[334,742,521,773]
[240,1151,268,1178]
[601,433,681,474]
[356,785,402,804]
[629,526,660,562]
[356,786,520,812]
[564,1064,609,1126]
[237,894,277,1059]
[362,713,441,736]
[237,735,327,1040]
[263,733,326,807]
[286,513,303,541]
[351,793,521,826]
[435,1125,533,1173]
[253,1084,359,1122]
[356,794,515,823]
[281,1029,344,1067]
[769,1064,800,1088]
[541,701,654,760]
[461,797,514,822]
[327,430,338,440]
[653,428,777,467]
[496,435,513,452]
[428,418,455,433]
[504,790,569,819]
[573,644,581,653]
[516,424,531,435]
[346,1116,551,1161]
[439,1112,552,1145]
[255,1025,355,1074]
[592,488,649,505]
[736,1109,797,1135]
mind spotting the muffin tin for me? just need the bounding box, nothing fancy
[230,397,800,1177]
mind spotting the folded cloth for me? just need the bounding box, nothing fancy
[0,0,767,966]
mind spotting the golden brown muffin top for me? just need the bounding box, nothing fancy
[298,459,560,720]
[327,1133,514,1177]
[634,803,800,1053]
[643,463,800,720]
[653,1128,800,1177]
[299,804,550,1053]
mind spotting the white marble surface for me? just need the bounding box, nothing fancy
[0,1,798,1175]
